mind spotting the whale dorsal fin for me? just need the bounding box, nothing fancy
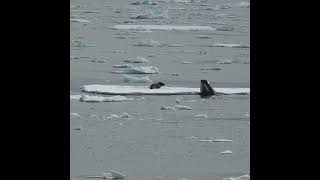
[200,80,216,98]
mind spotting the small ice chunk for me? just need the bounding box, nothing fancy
[120,112,130,118]
[220,150,233,154]
[195,114,208,118]
[223,174,250,180]
[210,43,250,48]
[79,95,134,103]
[174,105,192,110]
[133,39,165,47]
[70,18,91,23]
[181,61,192,64]
[218,60,233,64]
[123,75,152,83]
[160,106,176,110]
[113,64,133,68]
[70,113,81,117]
[237,2,250,8]
[126,66,160,74]
[70,95,82,100]
[124,57,150,63]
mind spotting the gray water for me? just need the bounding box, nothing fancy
[70,0,250,179]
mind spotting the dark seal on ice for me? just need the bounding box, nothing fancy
[149,82,165,89]
[200,80,216,98]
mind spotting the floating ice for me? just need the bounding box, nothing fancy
[70,18,91,23]
[70,113,81,117]
[195,114,208,118]
[216,4,232,9]
[236,2,250,8]
[133,39,165,47]
[124,57,150,63]
[113,64,134,68]
[86,170,126,179]
[210,44,250,48]
[220,150,233,154]
[223,174,250,180]
[81,85,250,95]
[123,75,153,83]
[79,95,134,103]
[70,95,82,100]
[112,25,216,31]
[218,60,233,64]
[176,98,182,103]
[130,6,168,19]
[174,105,192,110]
[182,61,192,64]
[120,112,130,118]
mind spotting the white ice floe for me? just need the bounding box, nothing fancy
[210,44,250,48]
[174,105,192,110]
[133,39,165,47]
[124,57,150,63]
[218,60,233,64]
[181,61,192,64]
[70,113,81,118]
[130,6,168,19]
[70,95,82,100]
[160,106,176,110]
[223,174,250,180]
[199,139,232,142]
[220,150,233,154]
[123,75,153,83]
[176,98,182,103]
[236,2,250,8]
[195,114,208,118]
[120,112,131,118]
[86,170,126,180]
[70,18,91,23]
[112,25,216,31]
[114,66,160,74]
[81,85,250,95]
[79,95,134,103]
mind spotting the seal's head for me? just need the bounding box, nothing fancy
[158,82,165,86]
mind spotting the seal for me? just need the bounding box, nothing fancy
[199,80,216,98]
[149,82,165,89]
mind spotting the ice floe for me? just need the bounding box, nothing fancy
[210,44,250,48]
[70,18,91,23]
[181,61,192,64]
[195,114,208,118]
[123,75,153,83]
[70,95,82,100]
[124,57,150,63]
[112,25,216,31]
[220,150,233,154]
[81,85,250,95]
[133,39,165,47]
[111,66,160,74]
[130,6,168,19]
[174,105,192,110]
[86,170,126,180]
[131,0,157,5]
[79,95,134,103]
[70,113,81,118]
[223,174,250,180]
[236,2,250,8]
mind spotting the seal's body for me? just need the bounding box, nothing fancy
[149,82,165,89]
[200,80,216,98]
